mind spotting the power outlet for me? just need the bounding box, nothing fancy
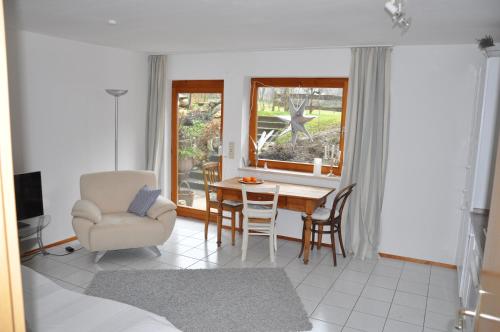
[228,142,235,159]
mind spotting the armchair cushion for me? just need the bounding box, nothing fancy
[71,200,102,223]
[127,185,161,217]
[147,196,177,219]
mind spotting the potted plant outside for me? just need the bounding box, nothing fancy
[178,146,202,174]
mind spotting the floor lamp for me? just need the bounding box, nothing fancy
[105,89,128,171]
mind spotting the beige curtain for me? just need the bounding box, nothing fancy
[340,47,391,259]
[146,55,167,180]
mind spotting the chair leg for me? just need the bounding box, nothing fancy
[241,219,249,262]
[94,251,107,263]
[231,209,236,246]
[330,231,337,267]
[310,224,316,251]
[298,222,306,258]
[337,225,346,258]
[269,230,275,263]
[274,226,278,252]
[238,211,243,234]
[204,208,210,240]
[317,225,323,250]
[148,246,162,256]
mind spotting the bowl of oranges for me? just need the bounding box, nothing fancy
[239,176,263,184]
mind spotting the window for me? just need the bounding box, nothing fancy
[249,77,348,176]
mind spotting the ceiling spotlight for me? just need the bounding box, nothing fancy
[384,1,400,16]
[384,0,411,32]
[108,19,117,25]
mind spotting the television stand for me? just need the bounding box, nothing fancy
[18,215,51,255]
[18,221,30,228]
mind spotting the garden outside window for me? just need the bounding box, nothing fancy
[249,77,348,176]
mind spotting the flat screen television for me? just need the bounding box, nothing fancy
[14,171,44,221]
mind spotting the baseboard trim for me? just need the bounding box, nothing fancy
[222,223,456,268]
[23,231,457,270]
[21,236,78,257]
[184,218,458,269]
[379,252,456,270]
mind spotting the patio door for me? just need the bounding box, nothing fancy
[171,80,223,220]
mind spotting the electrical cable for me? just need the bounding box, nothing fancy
[20,246,83,263]
[46,247,83,256]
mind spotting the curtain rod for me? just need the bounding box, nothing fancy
[159,44,395,55]
[346,45,393,48]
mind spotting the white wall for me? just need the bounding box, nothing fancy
[7,30,148,246]
[167,45,484,264]
[380,45,484,264]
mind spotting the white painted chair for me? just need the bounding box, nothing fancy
[241,184,280,262]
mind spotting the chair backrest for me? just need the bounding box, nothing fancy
[80,170,157,213]
[331,183,356,222]
[202,162,220,202]
[242,184,280,221]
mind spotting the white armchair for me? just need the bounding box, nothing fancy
[71,170,176,262]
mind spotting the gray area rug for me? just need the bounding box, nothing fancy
[85,268,312,332]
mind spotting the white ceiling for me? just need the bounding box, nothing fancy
[5,0,500,53]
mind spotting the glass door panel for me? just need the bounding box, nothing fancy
[176,92,222,212]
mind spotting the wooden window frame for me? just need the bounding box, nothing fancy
[249,77,348,176]
[171,80,224,220]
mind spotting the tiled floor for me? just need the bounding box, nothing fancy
[23,217,459,332]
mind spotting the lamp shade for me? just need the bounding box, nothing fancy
[105,89,128,97]
[105,89,128,171]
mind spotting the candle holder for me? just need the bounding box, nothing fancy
[325,144,340,177]
[313,158,322,176]
[327,157,336,177]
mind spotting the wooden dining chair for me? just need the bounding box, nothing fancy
[298,183,356,266]
[241,184,280,262]
[202,162,243,245]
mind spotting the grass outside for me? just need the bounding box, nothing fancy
[258,104,342,144]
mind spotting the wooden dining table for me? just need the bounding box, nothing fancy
[212,177,335,264]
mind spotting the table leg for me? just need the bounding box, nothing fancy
[37,215,48,255]
[217,190,223,247]
[303,214,312,264]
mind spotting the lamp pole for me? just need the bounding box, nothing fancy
[105,89,128,171]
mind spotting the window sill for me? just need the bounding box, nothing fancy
[238,166,340,183]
